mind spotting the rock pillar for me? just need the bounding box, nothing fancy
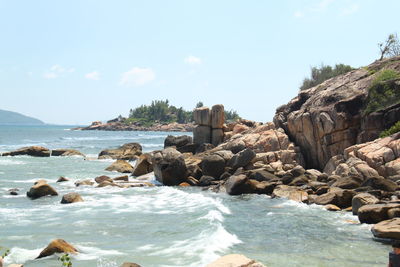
[193,104,225,146]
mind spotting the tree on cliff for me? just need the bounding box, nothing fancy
[300,63,354,91]
[379,33,400,60]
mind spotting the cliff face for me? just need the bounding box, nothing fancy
[274,57,400,170]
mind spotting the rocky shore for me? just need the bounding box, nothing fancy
[72,121,194,132]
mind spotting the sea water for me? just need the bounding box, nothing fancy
[0,125,389,266]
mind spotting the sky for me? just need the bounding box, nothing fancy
[1,0,400,125]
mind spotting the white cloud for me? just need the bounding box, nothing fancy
[85,71,100,80]
[43,64,74,79]
[341,3,359,16]
[184,55,202,65]
[119,67,155,87]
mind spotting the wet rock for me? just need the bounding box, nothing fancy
[61,193,83,204]
[290,165,305,177]
[198,175,216,186]
[325,204,341,211]
[164,135,193,149]
[225,175,254,195]
[113,175,129,182]
[120,263,142,267]
[205,254,266,267]
[201,154,225,179]
[8,188,19,196]
[358,203,400,224]
[2,146,50,157]
[94,175,112,184]
[75,179,94,187]
[249,180,279,195]
[26,180,58,199]
[98,143,142,160]
[372,218,400,240]
[56,176,70,183]
[97,181,121,188]
[51,149,85,157]
[133,154,153,176]
[36,239,78,259]
[105,160,134,173]
[152,147,188,186]
[272,185,308,203]
[352,193,380,215]
[228,148,256,170]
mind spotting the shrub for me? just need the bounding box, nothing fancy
[300,63,354,91]
[380,121,400,138]
[364,69,400,115]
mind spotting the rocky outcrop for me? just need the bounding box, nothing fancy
[132,154,153,176]
[164,135,192,149]
[352,193,380,215]
[358,203,400,224]
[152,147,188,185]
[61,193,84,204]
[274,57,400,170]
[26,180,58,199]
[193,105,225,146]
[2,146,50,157]
[105,160,134,173]
[206,254,266,267]
[98,143,142,160]
[73,121,193,132]
[51,149,85,157]
[36,239,78,259]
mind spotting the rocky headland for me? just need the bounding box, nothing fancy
[73,120,194,132]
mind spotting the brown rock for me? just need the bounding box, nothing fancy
[2,146,50,157]
[358,203,400,224]
[272,185,308,203]
[133,154,153,176]
[314,188,356,208]
[211,104,225,128]
[193,125,211,145]
[26,180,58,199]
[95,175,112,184]
[61,193,83,204]
[325,204,341,211]
[51,149,85,157]
[36,239,78,259]
[211,128,224,147]
[75,179,94,187]
[205,254,266,267]
[105,160,134,173]
[57,176,70,183]
[372,218,400,239]
[120,263,142,267]
[98,143,142,160]
[201,154,226,179]
[225,175,254,195]
[351,193,379,215]
[152,147,188,186]
[113,175,129,182]
[193,107,211,126]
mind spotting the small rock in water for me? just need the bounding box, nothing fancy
[26,180,58,199]
[57,176,70,183]
[105,160,134,173]
[324,204,341,211]
[8,188,19,195]
[61,192,83,204]
[75,179,94,187]
[95,175,112,184]
[36,239,78,259]
[120,263,142,267]
[113,175,129,182]
[206,254,266,267]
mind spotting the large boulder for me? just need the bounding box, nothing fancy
[193,107,211,126]
[193,125,211,145]
[26,180,58,199]
[37,239,78,259]
[352,193,380,215]
[371,218,400,239]
[211,104,225,128]
[331,176,363,189]
[358,203,400,224]
[61,193,83,204]
[2,146,50,157]
[152,148,188,186]
[132,154,153,176]
[361,177,398,192]
[164,135,193,149]
[98,143,142,160]
[205,254,266,267]
[212,128,224,146]
[314,188,356,208]
[201,154,226,179]
[51,149,85,157]
[225,175,255,195]
[227,148,256,170]
[105,160,134,173]
[272,185,308,203]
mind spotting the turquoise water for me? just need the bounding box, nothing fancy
[0,126,389,266]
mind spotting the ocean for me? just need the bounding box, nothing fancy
[0,125,389,266]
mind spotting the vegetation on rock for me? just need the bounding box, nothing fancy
[380,120,400,138]
[300,63,354,91]
[379,33,400,60]
[364,69,400,115]
[59,253,72,267]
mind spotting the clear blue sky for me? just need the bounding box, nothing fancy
[1,0,399,125]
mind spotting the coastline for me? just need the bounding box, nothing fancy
[72,121,194,132]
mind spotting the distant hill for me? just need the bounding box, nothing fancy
[0,109,45,125]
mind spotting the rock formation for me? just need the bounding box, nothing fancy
[36,239,78,259]
[98,143,142,160]
[193,104,225,146]
[26,180,58,199]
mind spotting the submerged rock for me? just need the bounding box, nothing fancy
[36,239,78,259]
[120,263,142,267]
[26,180,58,199]
[2,146,50,157]
[206,254,266,267]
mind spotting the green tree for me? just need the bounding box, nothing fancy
[195,101,204,108]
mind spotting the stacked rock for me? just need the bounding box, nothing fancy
[193,104,225,146]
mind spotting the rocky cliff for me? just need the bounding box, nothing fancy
[274,57,400,170]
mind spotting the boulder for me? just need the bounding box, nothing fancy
[211,128,224,146]
[372,218,400,239]
[193,107,211,126]
[290,165,306,177]
[26,180,58,199]
[249,180,279,195]
[105,160,134,173]
[211,104,225,128]
[120,263,142,267]
[314,188,356,208]
[94,176,112,184]
[164,135,193,149]
[361,177,398,192]
[198,175,216,186]
[8,188,19,196]
[113,175,129,182]
[325,204,341,211]
[98,143,142,160]
[225,175,255,195]
[272,185,309,203]
[201,154,226,179]
[56,177,70,183]
[205,254,266,267]
[352,193,380,215]
[132,154,153,176]
[36,239,78,259]
[61,193,83,204]
[193,125,211,145]
[248,169,279,182]
[2,146,50,157]
[51,149,85,157]
[152,148,188,186]
[228,148,256,170]
[331,176,363,189]
[75,179,94,187]
[358,203,400,224]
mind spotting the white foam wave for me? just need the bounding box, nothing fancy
[74,245,124,260]
[0,159,26,165]
[3,247,42,265]
[199,210,224,222]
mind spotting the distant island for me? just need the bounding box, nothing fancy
[0,109,45,125]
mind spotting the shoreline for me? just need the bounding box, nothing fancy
[72,121,194,132]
